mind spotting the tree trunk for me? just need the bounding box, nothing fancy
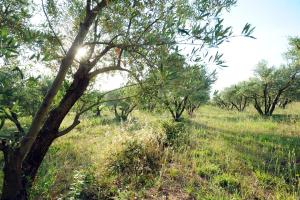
[282,99,289,109]
[1,150,27,200]
[0,68,91,198]
[96,107,101,116]
[114,105,120,120]
[254,100,264,116]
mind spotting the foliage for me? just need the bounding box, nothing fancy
[105,85,138,121]
[0,0,32,58]
[213,82,249,112]
[108,140,162,189]
[214,174,241,193]
[141,51,215,121]
[196,163,220,179]
[161,120,186,147]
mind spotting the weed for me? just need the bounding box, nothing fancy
[214,174,241,193]
[108,140,162,189]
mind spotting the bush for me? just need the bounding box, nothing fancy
[196,164,220,179]
[214,174,241,193]
[108,140,162,189]
[255,171,286,190]
[58,170,117,200]
[161,120,186,146]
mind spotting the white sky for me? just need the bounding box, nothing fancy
[214,0,300,91]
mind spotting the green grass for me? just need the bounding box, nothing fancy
[1,104,300,199]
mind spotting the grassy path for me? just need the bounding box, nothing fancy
[186,105,300,199]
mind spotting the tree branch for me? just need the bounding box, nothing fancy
[20,0,108,160]
[2,109,24,136]
[79,94,138,116]
[57,114,80,137]
[0,139,7,151]
[41,0,67,55]
[89,65,120,79]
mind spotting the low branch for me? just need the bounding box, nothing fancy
[79,94,138,116]
[3,110,24,136]
[89,34,122,66]
[88,65,129,79]
[57,114,80,137]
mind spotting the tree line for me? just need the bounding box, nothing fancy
[213,38,300,116]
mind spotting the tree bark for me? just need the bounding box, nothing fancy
[96,107,101,116]
[1,67,91,199]
[1,149,27,200]
[22,67,91,188]
[254,98,264,116]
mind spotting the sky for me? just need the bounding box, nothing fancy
[97,0,300,91]
[214,0,300,91]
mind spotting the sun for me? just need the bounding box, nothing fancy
[76,47,88,60]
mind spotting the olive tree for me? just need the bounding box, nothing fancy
[105,86,138,121]
[212,90,234,110]
[144,51,215,121]
[246,60,300,116]
[219,82,249,112]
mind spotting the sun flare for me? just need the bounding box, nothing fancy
[76,47,88,60]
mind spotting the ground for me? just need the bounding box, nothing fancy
[2,104,300,199]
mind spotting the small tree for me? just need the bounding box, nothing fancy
[105,86,138,121]
[212,91,234,110]
[247,60,300,116]
[220,82,249,112]
[186,91,210,117]
[145,52,215,121]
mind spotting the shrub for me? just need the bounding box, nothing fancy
[196,164,220,179]
[108,140,162,189]
[58,169,117,200]
[214,174,241,193]
[255,171,286,190]
[161,120,186,146]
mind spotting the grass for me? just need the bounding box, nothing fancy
[1,104,300,199]
[185,103,300,199]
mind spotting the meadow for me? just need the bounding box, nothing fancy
[4,103,299,200]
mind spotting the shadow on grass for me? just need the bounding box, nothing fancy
[199,113,300,123]
[268,114,300,123]
[189,120,300,185]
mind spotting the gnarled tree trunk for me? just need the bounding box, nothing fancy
[1,68,91,200]
[2,149,26,200]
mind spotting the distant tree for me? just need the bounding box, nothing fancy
[106,86,138,121]
[248,60,300,116]
[215,37,300,116]
[144,51,215,121]
[186,90,210,117]
[278,80,300,109]
[278,37,300,108]
[219,82,249,112]
[212,90,234,110]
